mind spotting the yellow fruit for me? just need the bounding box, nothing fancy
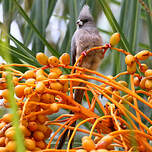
[50,67,62,77]
[33,131,45,141]
[36,69,47,81]
[82,136,95,151]
[25,78,36,85]
[24,87,33,95]
[50,82,63,91]
[125,54,135,66]
[15,85,26,98]
[0,137,5,147]
[118,80,128,87]
[96,135,114,149]
[103,86,113,95]
[48,72,59,79]
[6,141,16,152]
[19,125,31,137]
[109,33,120,47]
[36,52,48,65]
[59,75,68,84]
[40,93,55,103]
[59,53,70,65]
[37,115,48,124]
[135,50,150,60]
[24,138,36,151]
[127,62,136,74]
[139,63,148,73]
[133,77,140,86]
[49,103,59,114]
[35,82,45,93]
[12,77,19,86]
[5,127,15,140]
[36,140,46,149]
[2,113,12,123]
[145,79,152,90]
[23,70,36,79]
[1,89,9,100]
[112,90,120,102]
[145,69,152,77]
[28,121,38,132]
[139,77,146,89]
[63,81,69,93]
[0,147,6,152]
[48,56,59,67]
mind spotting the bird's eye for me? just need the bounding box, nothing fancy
[82,19,88,23]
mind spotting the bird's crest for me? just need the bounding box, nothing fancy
[78,5,93,21]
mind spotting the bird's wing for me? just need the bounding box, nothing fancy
[71,34,77,66]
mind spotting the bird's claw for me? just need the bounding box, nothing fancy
[81,51,87,56]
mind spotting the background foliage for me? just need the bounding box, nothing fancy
[0,0,152,148]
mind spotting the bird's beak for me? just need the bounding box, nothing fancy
[76,19,83,26]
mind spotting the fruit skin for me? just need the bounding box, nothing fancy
[127,62,136,74]
[59,53,71,65]
[36,52,48,65]
[145,79,152,90]
[82,136,96,151]
[125,55,135,66]
[48,56,59,67]
[15,85,26,98]
[24,138,36,151]
[33,131,45,141]
[135,50,150,60]
[110,33,120,47]
[96,135,114,149]
[145,69,152,77]
[6,141,16,152]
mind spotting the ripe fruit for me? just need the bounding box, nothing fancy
[48,72,59,79]
[50,67,62,77]
[133,77,140,86]
[139,63,148,73]
[40,93,55,103]
[145,69,152,77]
[6,141,16,152]
[2,113,12,123]
[33,131,45,141]
[59,53,70,65]
[127,62,136,74]
[24,138,36,151]
[125,55,135,66]
[23,70,35,79]
[118,80,128,87]
[82,136,95,151]
[135,50,150,60]
[50,82,63,91]
[35,82,46,93]
[112,90,120,102]
[15,85,26,98]
[1,89,9,100]
[109,33,120,47]
[96,135,114,149]
[36,52,48,65]
[145,79,152,90]
[28,122,38,132]
[48,56,59,67]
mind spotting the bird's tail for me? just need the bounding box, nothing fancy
[57,83,86,149]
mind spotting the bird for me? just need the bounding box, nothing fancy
[57,5,104,149]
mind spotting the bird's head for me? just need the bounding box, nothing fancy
[76,5,94,28]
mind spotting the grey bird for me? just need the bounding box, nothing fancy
[57,5,104,149]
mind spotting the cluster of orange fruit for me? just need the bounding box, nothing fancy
[0,53,71,151]
[0,33,152,152]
